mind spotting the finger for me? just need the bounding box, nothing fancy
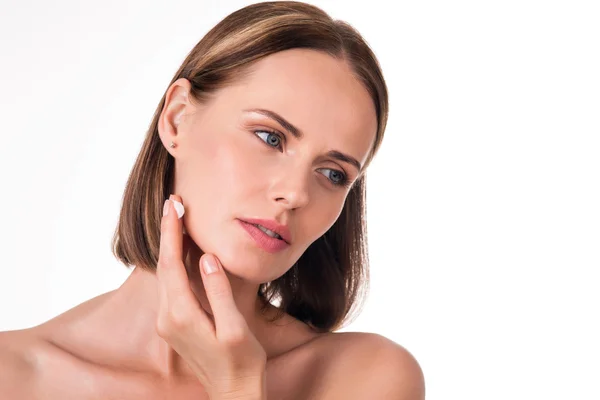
[161,194,185,263]
[157,195,195,303]
[199,254,246,336]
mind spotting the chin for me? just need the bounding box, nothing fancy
[188,222,289,282]
[217,247,275,281]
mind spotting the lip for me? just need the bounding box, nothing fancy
[238,218,292,244]
[238,220,291,253]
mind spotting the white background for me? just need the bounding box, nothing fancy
[1,0,599,399]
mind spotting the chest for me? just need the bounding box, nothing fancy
[33,345,326,400]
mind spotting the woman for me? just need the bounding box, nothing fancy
[0,1,425,399]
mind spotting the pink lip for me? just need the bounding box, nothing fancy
[237,220,291,253]
[238,218,292,244]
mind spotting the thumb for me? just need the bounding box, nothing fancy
[200,254,244,333]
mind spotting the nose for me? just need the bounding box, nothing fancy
[269,163,311,211]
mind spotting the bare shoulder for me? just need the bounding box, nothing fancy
[310,332,425,400]
[0,329,39,399]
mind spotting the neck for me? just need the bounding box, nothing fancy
[118,239,278,378]
[114,266,270,378]
[180,239,270,328]
[49,241,286,380]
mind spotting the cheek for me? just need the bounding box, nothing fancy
[183,130,249,196]
[306,201,345,239]
[177,129,263,259]
[176,132,238,240]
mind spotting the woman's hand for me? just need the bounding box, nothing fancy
[156,194,267,400]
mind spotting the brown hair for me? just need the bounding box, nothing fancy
[111,1,388,332]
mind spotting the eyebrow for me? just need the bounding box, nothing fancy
[243,107,363,173]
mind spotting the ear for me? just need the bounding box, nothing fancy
[158,77,193,154]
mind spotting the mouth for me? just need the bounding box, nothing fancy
[237,219,291,253]
[248,223,285,241]
[237,218,292,244]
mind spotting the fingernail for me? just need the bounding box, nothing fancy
[162,199,170,217]
[203,255,218,274]
[171,200,185,219]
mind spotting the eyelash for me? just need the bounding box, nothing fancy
[253,129,351,188]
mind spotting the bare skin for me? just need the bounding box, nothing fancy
[0,49,425,399]
[0,276,335,399]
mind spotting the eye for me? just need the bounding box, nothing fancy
[254,129,283,151]
[253,129,350,188]
[319,168,350,188]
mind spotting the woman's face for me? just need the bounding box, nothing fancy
[160,48,377,284]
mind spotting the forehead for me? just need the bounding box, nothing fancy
[213,49,378,166]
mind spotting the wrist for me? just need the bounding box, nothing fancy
[213,370,267,400]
